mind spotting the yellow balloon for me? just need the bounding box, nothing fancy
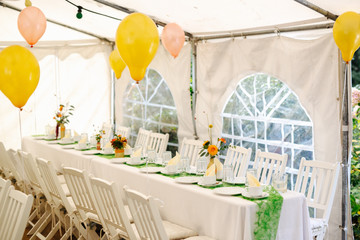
[333,11,360,62]
[109,49,126,79]
[0,45,40,108]
[115,13,159,81]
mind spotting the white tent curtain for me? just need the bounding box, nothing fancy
[195,33,344,239]
[115,44,193,144]
[0,43,112,150]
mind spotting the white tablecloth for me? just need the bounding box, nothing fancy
[23,137,312,240]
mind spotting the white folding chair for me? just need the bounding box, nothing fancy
[62,167,104,227]
[102,122,113,139]
[148,132,169,155]
[0,178,11,210]
[36,158,98,240]
[116,125,131,139]
[179,138,203,167]
[134,128,152,152]
[7,149,27,191]
[0,187,33,240]
[0,142,22,184]
[294,158,340,240]
[123,185,199,240]
[224,145,252,178]
[253,149,288,185]
[90,177,137,240]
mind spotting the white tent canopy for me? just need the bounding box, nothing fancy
[0,0,358,239]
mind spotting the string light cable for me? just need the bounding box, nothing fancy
[64,0,122,20]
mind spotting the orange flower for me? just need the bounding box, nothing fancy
[203,140,209,146]
[53,117,55,119]
[219,138,226,144]
[59,105,64,111]
[208,145,218,156]
[57,113,62,118]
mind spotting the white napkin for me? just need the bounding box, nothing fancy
[131,148,142,158]
[74,131,79,136]
[79,138,87,143]
[105,141,112,148]
[64,132,71,139]
[125,144,132,150]
[214,158,223,172]
[168,152,180,166]
[246,173,260,187]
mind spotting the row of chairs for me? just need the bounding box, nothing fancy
[0,140,212,240]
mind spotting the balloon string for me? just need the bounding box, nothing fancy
[19,108,23,150]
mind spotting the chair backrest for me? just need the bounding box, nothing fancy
[134,128,152,152]
[35,158,75,214]
[18,151,52,201]
[253,150,288,185]
[0,178,11,210]
[63,167,102,223]
[123,186,168,240]
[102,122,113,139]
[116,126,131,139]
[0,187,33,240]
[147,132,169,155]
[90,177,137,240]
[180,137,203,167]
[294,158,340,222]
[0,142,20,180]
[7,149,26,182]
[224,146,252,178]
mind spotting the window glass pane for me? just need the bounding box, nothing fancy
[161,108,178,124]
[221,73,314,190]
[150,81,175,106]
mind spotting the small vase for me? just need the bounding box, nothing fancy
[96,142,101,150]
[60,123,65,139]
[115,148,124,158]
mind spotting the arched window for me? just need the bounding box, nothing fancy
[221,73,313,189]
[122,69,178,153]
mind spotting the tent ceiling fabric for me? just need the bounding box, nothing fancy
[1,0,360,42]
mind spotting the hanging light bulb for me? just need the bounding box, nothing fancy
[76,6,83,19]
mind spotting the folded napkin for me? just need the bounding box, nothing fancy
[64,132,71,139]
[105,141,112,148]
[205,163,216,176]
[247,173,260,187]
[74,131,80,137]
[214,158,223,172]
[125,144,132,150]
[79,138,87,143]
[167,152,180,166]
[131,147,142,158]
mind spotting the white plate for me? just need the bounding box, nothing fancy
[62,145,75,149]
[186,166,196,175]
[110,158,129,164]
[198,181,223,187]
[223,177,246,185]
[32,136,45,140]
[126,159,146,165]
[59,140,75,145]
[139,167,164,173]
[101,151,114,156]
[74,146,91,151]
[160,169,181,175]
[175,176,201,184]
[82,150,101,155]
[242,191,269,199]
[213,187,244,196]
[47,140,60,144]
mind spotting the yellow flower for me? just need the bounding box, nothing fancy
[203,140,209,146]
[209,124,213,128]
[208,145,218,156]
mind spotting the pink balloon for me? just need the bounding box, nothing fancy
[161,23,185,58]
[18,6,47,47]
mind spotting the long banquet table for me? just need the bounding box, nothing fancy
[23,136,312,240]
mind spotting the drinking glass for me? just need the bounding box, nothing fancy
[196,157,208,175]
[179,157,190,172]
[246,168,259,186]
[162,151,172,166]
[272,173,288,193]
[147,150,156,163]
[223,164,234,183]
[81,133,88,142]
[89,136,97,147]
[65,129,71,138]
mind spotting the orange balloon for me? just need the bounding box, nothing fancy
[161,23,185,58]
[18,6,47,47]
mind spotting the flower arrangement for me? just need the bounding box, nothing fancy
[199,124,228,159]
[54,103,74,125]
[95,129,106,143]
[111,134,127,150]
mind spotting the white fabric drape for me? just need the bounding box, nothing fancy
[0,43,112,150]
[196,33,342,239]
[115,44,193,143]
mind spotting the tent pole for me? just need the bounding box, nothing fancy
[293,0,338,21]
[341,63,352,240]
[191,40,199,140]
[92,0,193,38]
[193,22,333,41]
[0,2,112,43]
